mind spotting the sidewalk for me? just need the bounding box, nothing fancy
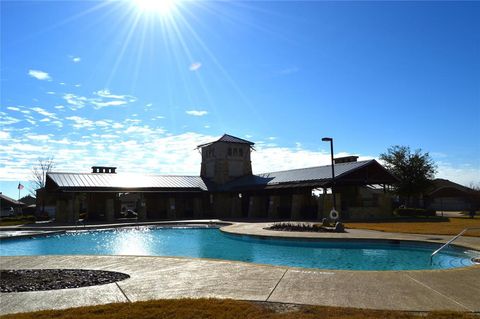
[1,255,479,315]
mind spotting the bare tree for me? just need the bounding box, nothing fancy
[30,157,55,215]
[469,182,480,192]
[30,157,55,196]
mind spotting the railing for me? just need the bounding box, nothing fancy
[430,227,480,265]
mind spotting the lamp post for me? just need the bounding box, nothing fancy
[322,137,337,214]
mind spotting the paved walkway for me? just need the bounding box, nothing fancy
[1,222,480,315]
[222,222,480,251]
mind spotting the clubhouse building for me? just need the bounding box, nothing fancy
[44,134,398,223]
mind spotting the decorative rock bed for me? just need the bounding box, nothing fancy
[0,269,130,292]
[266,221,345,233]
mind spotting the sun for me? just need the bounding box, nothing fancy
[132,0,178,16]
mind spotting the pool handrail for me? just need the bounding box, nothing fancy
[430,227,480,265]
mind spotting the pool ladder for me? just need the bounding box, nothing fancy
[430,227,480,265]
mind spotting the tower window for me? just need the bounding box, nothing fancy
[228,148,232,156]
[233,148,238,156]
[206,149,215,158]
[239,148,243,157]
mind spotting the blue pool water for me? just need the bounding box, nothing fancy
[0,227,477,270]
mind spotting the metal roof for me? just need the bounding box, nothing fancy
[47,173,209,192]
[258,160,371,184]
[46,160,396,193]
[197,134,254,148]
[0,193,25,206]
[222,160,394,190]
[427,179,475,196]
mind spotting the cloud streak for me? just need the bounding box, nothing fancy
[189,62,202,71]
[62,90,137,110]
[28,69,52,81]
[186,110,208,117]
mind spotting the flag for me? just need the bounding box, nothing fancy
[17,183,24,190]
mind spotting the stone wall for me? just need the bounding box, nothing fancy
[200,142,252,184]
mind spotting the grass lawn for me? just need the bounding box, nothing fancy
[345,216,480,237]
[0,216,36,227]
[1,299,477,319]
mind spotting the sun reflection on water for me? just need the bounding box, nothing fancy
[105,227,155,255]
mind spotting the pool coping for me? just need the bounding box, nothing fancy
[1,221,480,315]
[220,222,480,252]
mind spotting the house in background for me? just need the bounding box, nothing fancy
[0,193,25,217]
[425,179,479,212]
[43,134,398,223]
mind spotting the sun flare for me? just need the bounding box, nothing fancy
[132,0,178,16]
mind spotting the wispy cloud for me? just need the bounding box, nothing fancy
[0,131,10,139]
[94,89,127,99]
[0,114,21,125]
[436,163,480,188]
[65,116,95,129]
[189,62,202,71]
[30,107,57,119]
[70,56,81,63]
[63,93,87,110]
[26,134,51,141]
[92,100,127,108]
[28,69,52,81]
[186,110,208,117]
[63,90,137,110]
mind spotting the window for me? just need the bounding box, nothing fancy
[233,148,238,156]
[239,148,243,157]
[206,148,215,158]
[228,147,232,156]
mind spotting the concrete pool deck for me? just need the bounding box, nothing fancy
[1,221,480,315]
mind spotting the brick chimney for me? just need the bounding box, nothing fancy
[91,166,117,173]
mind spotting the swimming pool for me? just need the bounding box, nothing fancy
[0,227,477,270]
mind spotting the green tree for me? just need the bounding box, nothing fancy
[380,146,437,207]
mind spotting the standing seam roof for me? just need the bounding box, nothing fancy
[196,134,254,148]
[47,173,209,191]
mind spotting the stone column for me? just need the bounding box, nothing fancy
[377,193,393,218]
[323,193,342,219]
[71,195,80,223]
[211,194,231,218]
[267,195,280,219]
[291,194,304,220]
[176,197,185,219]
[55,199,67,223]
[105,198,114,222]
[137,193,147,221]
[317,194,325,220]
[193,197,203,219]
[167,197,176,219]
[230,195,242,218]
[248,196,267,219]
[62,196,78,224]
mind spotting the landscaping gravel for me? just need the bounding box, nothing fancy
[0,269,130,292]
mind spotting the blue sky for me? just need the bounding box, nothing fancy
[1,0,479,199]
